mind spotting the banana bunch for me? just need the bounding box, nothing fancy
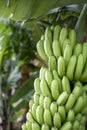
[22,25,87,130]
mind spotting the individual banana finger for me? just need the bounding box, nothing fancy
[75,113,82,121]
[44,109,52,127]
[53,112,61,128]
[79,125,85,130]
[45,70,53,87]
[69,29,76,49]
[58,105,66,122]
[60,122,72,130]
[80,115,86,125]
[81,106,87,115]
[80,61,87,82]
[32,103,38,120]
[53,25,61,40]
[26,121,32,130]
[57,56,65,78]
[39,94,44,107]
[72,120,80,129]
[48,56,57,71]
[51,126,58,130]
[32,122,40,130]
[44,96,51,109]
[62,39,70,54]
[39,67,48,79]
[66,109,75,122]
[73,43,82,57]
[22,123,27,130]
[29,99,34,110]
[26,111,34,122]
[72,85,82,99]
[34,93,39,104]
[50,102,57,117]
[45,27,52,42]
[34,78,41,95]
[41,124,50,130]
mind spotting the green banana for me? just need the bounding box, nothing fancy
[82,42,87,67]
[72,85,82,99]
[51,79,60,100]
[40,79,51,98]
[41,124,50,130]
[44,39,53,57]
[26,121,32,130]
[66,109,75,122]
[52,70,62,93]
[41,35,45,41]
[66,55,77,81]
[29,99,34,110]
[57,91,69,105]
[26,111,34,122]
[63,44,72,67]
[69,29,76,49]
[83,84,87,92]
[34,78,41,95]
[39,67,48,79]
[50,102,57,117]
[53,25,61,40]
[72,120,80,129]
[80,61,87,82]
[57,56,65,78]
[80,115,86,125]
[48,56,57,71]
[60,122,72,130]
[37,40,48,61]
[45,27,52,42]
[74,54,84,80]
[39,94,44,107]
[62,76,71,94]
[73,96,84,114]
[82,106,87,115]
[34,93,39,104]
[32,103,38,120]
[58,105,66,122]
[36,105,44,125]
[44,96,51,109]
[62,39,71,54]
[59,27,68,47]
[32,122,40,130]
[51,127,58,130]
[75,113,82,121]
[52,40,61,58]
[65,93,76,112]
[79,125,85,130]
[45,70,53,87]
[44,109,52,127]
[53,112,61,128]
[22,123,27,130]
[73,43,82,57]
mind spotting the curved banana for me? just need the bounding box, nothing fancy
[53,112,61,128]
[29,99,34,110]
[37,40,48,61]
[82,42,87,67]
[50,102,57,117]
[44,109,52,127]
[73,43,82,57]
[32,103,38,120]
[69,29,76,49]
[26,111,34,122]
[75,113,82,121]
[34,93,39,104]
[39,67,48,79]
[82,106,87,115]
[45,27,52,42]
[74,54,84,80]
[62,39,71,54]
[51,127,58,130]
[66,55,77,81]
[51,79,60,100]
[26,121,32,130]
[22,123,27,130]
[80,115,86,125]
[57,91,69,105]
[72,85,82,99]
[39,94,44,107]
[45,70,53,87]
[48,56,57,71]
[80,61,87,82]
[32,122,40,130]
[72,120,80,129]
[58,105,66,122]
[57,56,65,78]
[66,109,75,122]
[34,78,41,95]
[53,25,61,40]
[62,76,71,94]
[44,96,51,109]
[36,105,44,125]
[60,122,72,130]
[41,124,50,130]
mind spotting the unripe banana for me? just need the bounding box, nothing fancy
[53,112,61,128]
[66,55,77,81]
[44,109,52,127]
[26,121,32,130]
[80,62,87,82]
[45,70,53,87]
[65,93,76,112]
[82,92,87,107]
[50,102,57,117]
[64,44,72,67]
[37,40,48,61]
[73,96,84,114]
[39,94,44,107]
[40,79,51,98]
[34,93,39,104]
[26,111,34,122]
[51,79,60,100]
[80,115,86,125]
[79,125,85,130]
[59,27,68,47]
[32,103,38,120]
[60,122,72,130]
[72,85,82,99]
[29,99,34,110]
[69,29,76,49]
[39,67,48,79]
[57,56,65,78]
[73,43,82,57]
[74,54,84,80]
[53,25,61,40]
[51,126,58,130]
[44,96,51,109]
[62,39,71,54]
[58,105,66,122]
[74,80,82,87]
[48,56,57,71]
[82,106,87,114]
[62,76,71,94]
[52,40,61,58]
[66,109,75,122]
[82,42,87,67]
[22,123,27,130]
[44,39,53,57]
[41,124,50,130]
[45,27,52,42]
[52,70,62,93]
[72,120,80,129]
[34,78,41,94]
[57,91,69,105]
[41,35,45,40]
[75,113,82,121]
[32,122,40,130]
[83,84,87,92]
[36,105,44,125]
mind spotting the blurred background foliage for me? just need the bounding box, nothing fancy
[0,1,87,130]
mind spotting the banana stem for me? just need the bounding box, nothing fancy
[75,4,87,43]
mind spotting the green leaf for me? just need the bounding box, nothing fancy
[9,72,38,104]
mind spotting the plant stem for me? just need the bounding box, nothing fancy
[75,4,87,43]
